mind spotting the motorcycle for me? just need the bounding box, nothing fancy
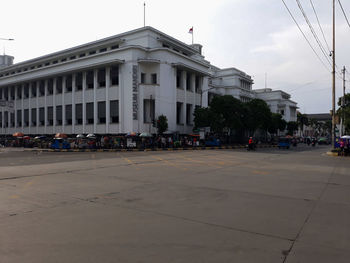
[246,143,256,151]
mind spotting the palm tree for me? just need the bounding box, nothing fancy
[297,112,308,137]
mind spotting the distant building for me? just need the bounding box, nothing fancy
[254,88,298,123]
[0,55,14,69]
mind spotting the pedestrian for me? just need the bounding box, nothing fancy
[340,139,345,156]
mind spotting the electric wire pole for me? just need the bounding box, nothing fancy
[332,0,336,148]
[341,66,346,136]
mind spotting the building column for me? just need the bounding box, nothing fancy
[21,84,24,132]
[105,66,110,133]
[82,72,86,133]
[44,80,47,134]
[14,87,17,131]
[118,66,123,133]
[93,69,97,133]
[182,71,187,131]
[62,76,66,133]
[36,82,39,134]
[53,78,57,131]
[72,73,76,133]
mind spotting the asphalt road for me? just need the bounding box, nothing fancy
[0,145,349,262]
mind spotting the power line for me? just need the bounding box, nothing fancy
[281,0,332,73]
[309,0,331,53]
[296,0,333,68]
[337,0,350,30]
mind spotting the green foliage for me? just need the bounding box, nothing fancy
[268,113,286,134]
[193,106,213,129]
[297,112,308,130]
[245,99,272,134]
[287,121,298,135]
[156,115,168,134]
[210,95,245,131]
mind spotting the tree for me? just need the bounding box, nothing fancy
[209,95,244,133]
[193,106,213,129]
[268,113,286,135]
[297,112,308,136]
[156,115,168,134]
[287,121,298,135]
[245,99,272,135]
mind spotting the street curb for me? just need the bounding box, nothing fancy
[326,151,339,157]
[24,145,278,153]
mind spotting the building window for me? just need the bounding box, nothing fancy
[86,102,94,124]
[195,75,201,93]
[10,112,15,127]
[86,71,93,89]
[56,77,63,94]
[24,109,29,127]
[31,83,37,97]
[0,113,2,127]
[98,101,106,124]
[76,73,83,91]
[176,102,183,124]
[4,87,8,100]
[47,107,53,126]
[70,55,76,60]
[110,100,119,123]
[10,87,15,100]
[97,68,106,88]
[65,104,72,125]
[75,104,83,125]
[17,86,22,100]
[47,79,54,95]
[4,111,8,127]
[39,107,45,126]
[31,108,37,126]
[66,75,72,92]
[186,73,192,91]
[176,70,182,89]
[24,84,29,98]
[141,73,146,84]
[79,53,86,58]
[39,81,45,96]
[151,73,157,84]
[280,110,285,116]
[111,45,119,50]
[186,104,192,125]
[143,99,155,123]
[16,109,22,127]
[99,48,107,52]
[56,106,62,125]
[89,50,96,55]
[110,66,119,85]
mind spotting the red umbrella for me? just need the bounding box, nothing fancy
[13,132,24,137]
[55,133,67,138]
[23,136,31,140]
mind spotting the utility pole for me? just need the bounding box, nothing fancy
[341,66,346,136]
[331,0,336,148]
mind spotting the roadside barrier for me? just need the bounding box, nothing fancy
[26,144,278,153]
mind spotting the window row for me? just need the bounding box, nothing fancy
[0,100,119,128]
[176,70,202,93]
[0,66,119,100]
[0,44,120,78]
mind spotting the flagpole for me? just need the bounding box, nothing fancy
[144,2,146,27]
[192,26,194,44]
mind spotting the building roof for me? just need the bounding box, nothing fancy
[306,113,331,121]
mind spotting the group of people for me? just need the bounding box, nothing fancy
[339,138,350,156]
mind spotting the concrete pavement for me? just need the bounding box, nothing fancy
[0,145,349,262]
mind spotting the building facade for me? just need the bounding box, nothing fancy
[0,26,297,136]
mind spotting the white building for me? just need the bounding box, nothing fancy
[254,88,298,123]
[0,26,297,136]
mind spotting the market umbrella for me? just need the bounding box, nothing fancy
[55,133,67,138]
[139,132,152,137]
[76,134,85,138]
[87,133,96,138]
[34,136,46,140]
[126,132,137,137]
[13,132,24,137]
[23,136,31,140]
[341,135,350,139]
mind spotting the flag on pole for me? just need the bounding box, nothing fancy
[188,27,193,34]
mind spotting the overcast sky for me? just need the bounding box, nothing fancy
[1,0,350,114]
